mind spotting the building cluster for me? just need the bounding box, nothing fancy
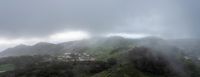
[57,52,95,62]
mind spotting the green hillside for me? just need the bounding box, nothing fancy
[0,37,200,77]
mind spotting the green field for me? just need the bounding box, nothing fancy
[0,64,15,72]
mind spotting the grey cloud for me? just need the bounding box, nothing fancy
[0,0,199,38]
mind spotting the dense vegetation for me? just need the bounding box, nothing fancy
[0,37,200,77]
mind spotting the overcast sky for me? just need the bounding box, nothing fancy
[0,0,200,50]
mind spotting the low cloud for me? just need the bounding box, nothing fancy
[0,31,90,51]
[0,0,200,50]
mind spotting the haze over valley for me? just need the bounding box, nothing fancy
[0,0,200,77]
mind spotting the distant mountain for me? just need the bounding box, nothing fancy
[0,42,63,57]
[1,36,198,59]
[0,37,135,58]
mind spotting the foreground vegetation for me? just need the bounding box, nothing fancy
[0,47,199,77]
[0,37,200,77]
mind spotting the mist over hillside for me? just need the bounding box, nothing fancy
[1,0,200,77]
[1,36,199,58]
[0,36,200,77]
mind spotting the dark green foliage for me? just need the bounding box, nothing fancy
[185,60,200,77]
[93,47,184,77]
[0,55,114,77]
[128,47,174,76]
[0,61,74,77]
[0,37,200,77]
[0,55,53,69]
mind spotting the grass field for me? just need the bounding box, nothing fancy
[0,64,15,72]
